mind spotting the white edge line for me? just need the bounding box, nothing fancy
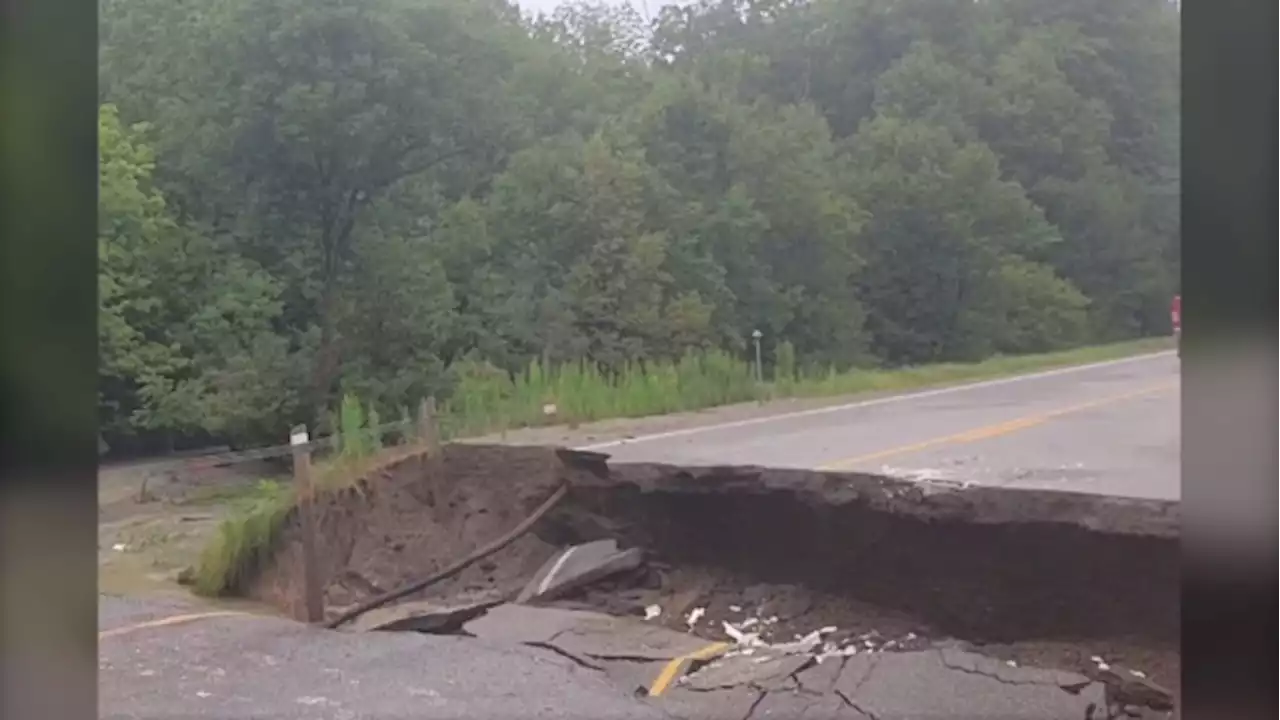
[574,351,1174,452]
[536,546,578,596]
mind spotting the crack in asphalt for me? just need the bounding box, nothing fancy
[835,688,879,720]
[789,657,829,696]
[584,652,673,663]
[934,649,1088,691]
[845,654,882,697]
[740,687,769,720]
[526,642,605,671]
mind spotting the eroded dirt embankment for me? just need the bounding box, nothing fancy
[248,444,1179,688]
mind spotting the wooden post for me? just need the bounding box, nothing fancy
[417,396,440,454]
[290,425,323,624]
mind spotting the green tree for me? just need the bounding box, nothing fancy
[98,104,292,445]
[104,0,525,424]
[846,116,1079,362]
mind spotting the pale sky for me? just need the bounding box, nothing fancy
[514,0,680,20]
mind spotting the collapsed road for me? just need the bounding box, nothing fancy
[240,437,1179,719]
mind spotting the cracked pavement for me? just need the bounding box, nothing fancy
[590,352,1179,501]
[663,647,1106,720]
[99,595,670,720]
[101,596,1119,720]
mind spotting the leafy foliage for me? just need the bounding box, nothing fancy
[98,0,1180,450]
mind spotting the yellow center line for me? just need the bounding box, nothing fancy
[818,382,1176,472]
[99,610,254,640]
[647,641,731,697]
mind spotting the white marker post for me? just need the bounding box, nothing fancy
[290,425,322,623]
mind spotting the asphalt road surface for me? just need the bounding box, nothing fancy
[99,596,672,720]
[99,596,1108,720]
[586,352,1180,500]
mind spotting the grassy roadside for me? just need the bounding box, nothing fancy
[192,336,1171,597]
[437,337,1173,438]
[775,337,1171,400]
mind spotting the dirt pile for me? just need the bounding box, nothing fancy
[248,443,1179,692]
[250,445,568,615]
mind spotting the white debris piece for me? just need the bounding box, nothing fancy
[815,644,858,663]
[1089,655,1105,664]
[1006,660,1019,668]
[643,604,662,621]
[818,626,837,635]
[728,605,742,613]
[112,543,127,552]
[1129,669,1147,679]
[905,632,917,641]
[721,621,765,647]
[685,607,705,628]
[195,691,212,699]
[542,403,558,416]
[771,629,824,655]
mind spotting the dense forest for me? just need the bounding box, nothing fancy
[98,0,1180,452]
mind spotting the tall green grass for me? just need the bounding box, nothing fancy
[193,394,389,597]
[191,479,292,596]
[439,348,760,438]
[438,337,1170,439]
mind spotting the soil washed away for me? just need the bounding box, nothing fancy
[247,444,1180,702]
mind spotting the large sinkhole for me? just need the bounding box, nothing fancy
[246,444,1179,691]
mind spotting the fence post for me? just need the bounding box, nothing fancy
[290,424,323,624]
[418,396,441,454]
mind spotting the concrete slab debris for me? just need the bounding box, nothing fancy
[346,592,505,634]
[659,648,1109,720]
[554,616,723,662]
[657,685,772,720]
[464,603,720,661]
[462,603,733,697]
[515,539,644,604]
[683,652,813,692]
[792,654,849,694]
[938,646,1087,686]
[647,642,733,697]
[463,603,615,645]
[832,649,1105,719]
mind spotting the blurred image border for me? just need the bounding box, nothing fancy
[1,0,100,717]
[1180,1,1278,719]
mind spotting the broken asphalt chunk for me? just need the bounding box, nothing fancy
[683,652,813,693]
[464,604,718,661]
[831,650,1106,719]
[346,591,505,634]
[516,539,644,604]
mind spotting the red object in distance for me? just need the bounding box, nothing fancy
[1170,294,1181,331]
